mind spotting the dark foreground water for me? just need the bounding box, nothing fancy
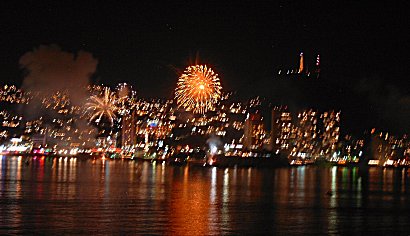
[1,156,409,235]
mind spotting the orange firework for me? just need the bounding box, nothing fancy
[175,65,222,114]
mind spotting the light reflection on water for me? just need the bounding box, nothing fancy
[0,155,409,234]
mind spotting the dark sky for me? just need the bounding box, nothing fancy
[1,1,409,135]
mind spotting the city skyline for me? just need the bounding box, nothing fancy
[1,2,410,235]
[1,1,409,135]
[1,81,408,167]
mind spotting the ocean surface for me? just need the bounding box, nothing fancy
[1,155,409,235]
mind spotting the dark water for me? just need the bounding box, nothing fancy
[1,156,409,235]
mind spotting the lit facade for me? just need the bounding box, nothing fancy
[243,113,266,150]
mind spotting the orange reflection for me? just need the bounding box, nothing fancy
[168,166,210,235]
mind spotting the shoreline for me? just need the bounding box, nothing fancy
[2,153,409,169]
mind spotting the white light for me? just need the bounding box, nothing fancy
[210,145,218,155]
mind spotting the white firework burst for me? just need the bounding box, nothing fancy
[86,87,119,126]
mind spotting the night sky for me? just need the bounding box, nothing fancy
[1,1,409,135]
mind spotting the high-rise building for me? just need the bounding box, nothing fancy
[243,112,265,150]
[121,110,137,148]
[320,111,340,157]
[291,109,320,159]
[271,106,293,154]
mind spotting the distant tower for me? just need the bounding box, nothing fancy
[298,52,304,74]
[315,54,320,78]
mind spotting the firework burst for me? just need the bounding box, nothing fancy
[86,87,119,126]
[175,65,222,114]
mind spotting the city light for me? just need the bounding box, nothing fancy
[0,81,409,168]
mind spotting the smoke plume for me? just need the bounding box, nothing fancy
[20,44,98,105]
[19,45,99,146]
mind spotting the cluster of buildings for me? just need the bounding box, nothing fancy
[270,107,340,162]
[1,83,410,166]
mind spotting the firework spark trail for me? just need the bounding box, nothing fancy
[86,87,119,126]
[175,65,222,114]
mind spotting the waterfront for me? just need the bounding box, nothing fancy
[1,156,409,234]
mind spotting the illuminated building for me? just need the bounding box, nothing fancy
[292,110,342,160]
[277,52,320,79]
[96,136,116,149]
[290,109,320,160]
[366,130,407,166]
[337,135,364,163]
[315,54,320,78]
[119,98,175,153]
[121,110,137,148]
[320,111,340,157]
[243,112,266,150]
[270,109,341,161]
[31,134,47,148]
[271,106,293,155]
[298,52,304,73]
[0,85,30,104]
